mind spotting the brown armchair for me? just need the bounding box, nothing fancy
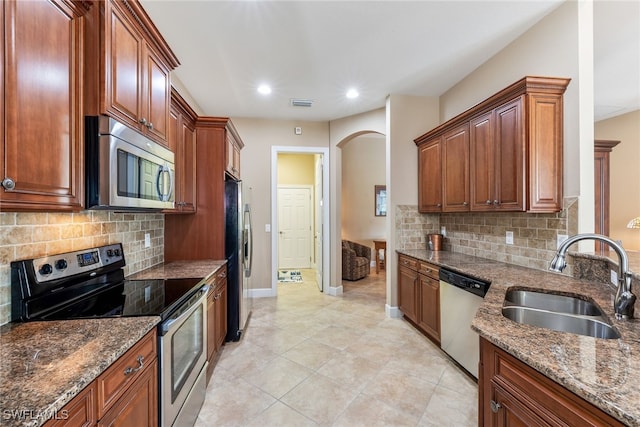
[342,240,371,281]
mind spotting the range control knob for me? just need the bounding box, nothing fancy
[55,259,68,270]
[114,249,121,256]
[39,264,53,275]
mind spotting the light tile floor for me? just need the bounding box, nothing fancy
[195,269,478,426]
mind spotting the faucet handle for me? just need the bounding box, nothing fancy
[615,290,636,320]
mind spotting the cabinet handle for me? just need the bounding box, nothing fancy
[220,272,226,278]
[1,177,16,191]
[124,355,144,376]
[489,400,501,413]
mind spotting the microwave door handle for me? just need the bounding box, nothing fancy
[156,163,174,202]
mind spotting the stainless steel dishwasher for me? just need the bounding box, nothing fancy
[439,268,491,379]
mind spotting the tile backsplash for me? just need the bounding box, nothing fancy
[0,211,164,325]
[396,197,578,272]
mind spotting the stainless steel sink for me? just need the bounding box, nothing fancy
[502,288,620,339]
[504,289,603,316]
[502,306,621,339]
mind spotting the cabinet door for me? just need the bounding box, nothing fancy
[144,45,170,145]
[214,279,228,352]
[104,0,143,128]
[470,111,495,211]
[494,97,525,211]
[1,0,85,211]
[417,274,440,344]
[489,384,549,427]
[180,121,197,212]
[418,139,442,213]
[442,124,470,212]
[206,289,216,363]
[398,265,418,323]
[226,136,240,179]
[45,383,96,427]
[98,360,158,427]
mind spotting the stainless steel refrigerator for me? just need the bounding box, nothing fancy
[225,179,253,341]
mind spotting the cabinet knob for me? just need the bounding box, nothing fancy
[2,177,16,191]
[493,200,499,205]
[463,201,468,206]
[139,118,148,126]
[485,200,491,205]
[490,400,501,413]
[436,203,442,207]
[147,122,154,130]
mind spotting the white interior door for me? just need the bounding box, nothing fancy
[278,186,312,269]
[314,155,323,290]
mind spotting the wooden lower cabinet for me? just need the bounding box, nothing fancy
[479,337,625,427]
[398,254,440,344]
[206,265,228,383]
[45,329,158,427]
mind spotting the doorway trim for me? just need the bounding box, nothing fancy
[271,146,331,296]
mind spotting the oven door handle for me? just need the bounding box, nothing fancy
[160,285,208,335]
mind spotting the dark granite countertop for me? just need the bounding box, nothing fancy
[0,317,159,427]
[397,249,640,426]
[126,259,227,281]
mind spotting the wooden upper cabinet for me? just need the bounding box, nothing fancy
[442,124,470,212]
[167,88,197,213]
[418,139,442,212]
[470,97,525,211]
[85,0,179,147]
[415,76,569,213]
[225,127,243,180]
[1,0,88,211]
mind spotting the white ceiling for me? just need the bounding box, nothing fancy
[140,0,640,123]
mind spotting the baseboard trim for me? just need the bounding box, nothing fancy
[386,304,402,318]
[248,288,276,298]
[325,285,343,296]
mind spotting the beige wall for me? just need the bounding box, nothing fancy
[595,110,640,251]
[0,211,164,325]
[277,153,316,185]
[230,118,329,291]
[341,135,386,248]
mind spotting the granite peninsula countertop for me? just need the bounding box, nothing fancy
[0,259,226,427]
[0,317,159,427]
[397,249,640,426]
[126,259,227,281]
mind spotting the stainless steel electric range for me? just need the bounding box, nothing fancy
[11,243,208,427]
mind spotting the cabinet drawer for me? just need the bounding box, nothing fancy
[418,262,439,280]
[215,265,227,283]
[398,255,418,270]
[96,329,157,418]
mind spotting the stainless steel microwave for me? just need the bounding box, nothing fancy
[85,116,175,210]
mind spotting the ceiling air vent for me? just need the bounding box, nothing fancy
[290,98,313,107]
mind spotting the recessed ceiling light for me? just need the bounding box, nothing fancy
[257,84,272,95]
[346,88,359,99]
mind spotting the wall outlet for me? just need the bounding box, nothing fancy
[144,286,151,303]
[557,234,569,249]
[505,231,514,245]
[611,269,618,285]
[144,233,151,248]
[440,226,446,237]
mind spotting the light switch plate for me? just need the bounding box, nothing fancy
[265,224,271,232]
[506,231,514,245]
[611,269,618,285]
[144,233,151,248]
[440,226,446,237]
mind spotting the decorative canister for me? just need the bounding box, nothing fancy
[427,233,443,251]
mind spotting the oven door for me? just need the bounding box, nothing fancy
[159,287,208,427]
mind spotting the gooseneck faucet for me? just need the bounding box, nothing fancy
[549,233,636,320]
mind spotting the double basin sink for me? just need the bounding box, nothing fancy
[502,289,620,339]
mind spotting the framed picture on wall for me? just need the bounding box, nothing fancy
[375,185,386,216]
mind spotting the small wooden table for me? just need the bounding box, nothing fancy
[373,239,386,274]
